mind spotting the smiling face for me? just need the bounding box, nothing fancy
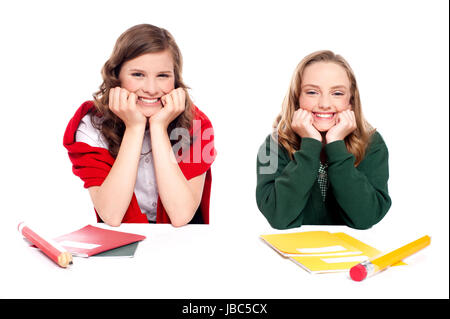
[299,61,352,132]
[118,50,175,118]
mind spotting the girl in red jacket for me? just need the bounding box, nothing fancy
[64,24,216,227]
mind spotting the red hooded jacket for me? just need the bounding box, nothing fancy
[63,101,216,224]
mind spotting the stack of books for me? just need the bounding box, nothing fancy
[260,231,405,274]
[20,224,146,263]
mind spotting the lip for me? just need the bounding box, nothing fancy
[137,96,161,106]
[313,112,336,120]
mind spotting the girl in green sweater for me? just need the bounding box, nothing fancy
[256,50,391,230]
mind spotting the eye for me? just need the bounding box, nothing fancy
[131,72,144,78]
[157,73,171,78]
[333,91,345,96]
[305,90,318,95]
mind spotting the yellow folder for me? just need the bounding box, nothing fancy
[260,231,405,274]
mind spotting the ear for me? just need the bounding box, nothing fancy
[349,95,355,109]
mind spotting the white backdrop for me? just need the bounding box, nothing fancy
[0,0,448,298]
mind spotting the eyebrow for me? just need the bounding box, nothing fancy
[302,84,348,90]
[127,68,173,74]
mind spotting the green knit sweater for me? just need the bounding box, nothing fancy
[256,131,391,230]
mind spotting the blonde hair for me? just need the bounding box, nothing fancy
[274,50,374,166]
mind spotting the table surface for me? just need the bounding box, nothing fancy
[1,220,448,299]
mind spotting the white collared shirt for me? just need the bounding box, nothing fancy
[75,114,158,222]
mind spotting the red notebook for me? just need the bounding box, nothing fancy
[53,225,146,257]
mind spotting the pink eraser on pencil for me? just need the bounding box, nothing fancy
[350,264,367,281]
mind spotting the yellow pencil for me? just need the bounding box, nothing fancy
[350,235,431,281]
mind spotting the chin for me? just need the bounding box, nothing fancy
[314,124,333,132]
[139,107,161,118]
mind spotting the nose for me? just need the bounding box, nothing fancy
[142,78,159,96]
[318,94,332,110]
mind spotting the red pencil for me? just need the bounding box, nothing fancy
[18,222,73,268]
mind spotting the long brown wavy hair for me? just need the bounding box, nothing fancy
[92,24,194,158]
[274,50,374,166]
